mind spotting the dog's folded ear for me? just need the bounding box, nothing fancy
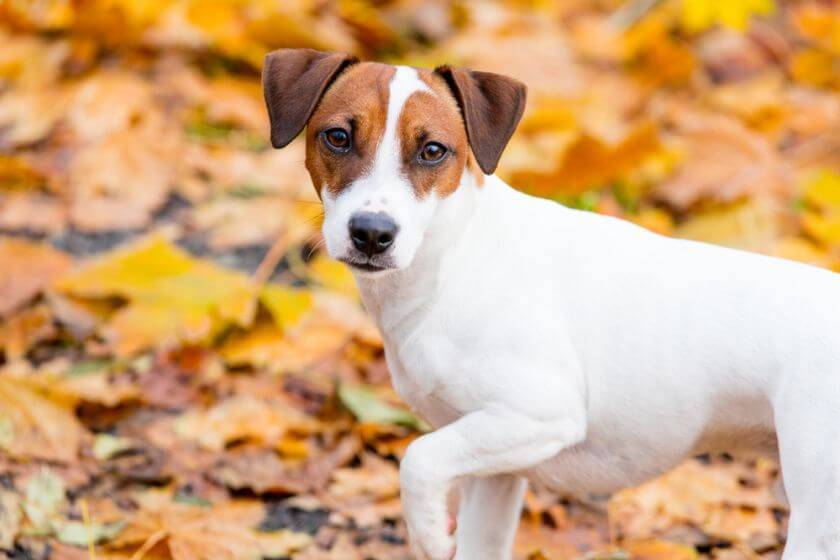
[263,49,358,149]
[434,65,527,175]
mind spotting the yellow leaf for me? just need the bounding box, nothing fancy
[802,170,840,250]
[681,0,776,32]
[260,284,313,331]
[624,540,699,560]
[220,320,349,372]
[0,376,86,463]
[675,200,781,253]
[307,254,359,300]
[789,49,840,89]
[55,234,256,356]
[803,169,840,210]
[793,4,840,54]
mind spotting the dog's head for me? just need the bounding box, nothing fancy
[263,49,526,276]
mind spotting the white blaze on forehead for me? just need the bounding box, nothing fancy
[372,66,431,178]
[320,66,438,272]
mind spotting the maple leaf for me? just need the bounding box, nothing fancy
[54,234,256,356]
[0,237,70,318]
[0,376,87,463]
[681,0,776,32]
[174,394,321,452]
[109,492,311,560]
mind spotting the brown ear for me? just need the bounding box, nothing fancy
[262,49,357,149]
[434,65,526,175]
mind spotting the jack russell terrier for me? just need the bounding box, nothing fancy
[263,48,840,560]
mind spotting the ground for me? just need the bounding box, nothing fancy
[0,0,838,559]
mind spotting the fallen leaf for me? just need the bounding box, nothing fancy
[260,284,313,330]
[338,384,425,431]
[22,468,65,536]
[0,490,21,549]
[0,237,70,317]
[174,395,319,452]
[655,113,794,210]
[55,234,256,356]
[110,492,311,560]
[624,540,699,560]
[55,519,125,547]
[0,376,86,463]
[681,0,775,32]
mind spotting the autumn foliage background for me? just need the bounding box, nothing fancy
[0,0,838,559]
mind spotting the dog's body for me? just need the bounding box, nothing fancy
[263,50,840,559]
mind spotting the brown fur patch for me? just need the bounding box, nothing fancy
[398,70,481,198]
[305,63,395,197]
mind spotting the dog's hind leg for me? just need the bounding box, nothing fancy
[454,474,526,560]
[775,384,840,559]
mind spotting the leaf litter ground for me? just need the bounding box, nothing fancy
[1,0,839,558]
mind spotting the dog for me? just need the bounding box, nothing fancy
[263,48,840,560]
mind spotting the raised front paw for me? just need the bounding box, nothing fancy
[400,446,456,560]
[403,505,455,560]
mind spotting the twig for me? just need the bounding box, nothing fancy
[607,0,663,29]
[80,499,96,560]
[129,528,169,560]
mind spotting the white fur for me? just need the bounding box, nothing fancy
[322,70,840,560]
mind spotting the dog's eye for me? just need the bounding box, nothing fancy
[419,142,447,164]
[323,128,351,152]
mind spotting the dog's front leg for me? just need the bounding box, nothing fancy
[454,474,527,560]
[399,403,585,560]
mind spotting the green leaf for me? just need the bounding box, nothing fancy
[66,359,114,377]
[92,434,136,460]
[23,469,65,535]
[55,520,125,547]
[338,384,426,431]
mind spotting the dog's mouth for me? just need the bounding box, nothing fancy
[340,258,393,274]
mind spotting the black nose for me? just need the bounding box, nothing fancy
[349,212,398,257]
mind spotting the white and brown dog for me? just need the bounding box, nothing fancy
[263,49,840,560]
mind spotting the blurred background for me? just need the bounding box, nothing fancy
[0,0,838,559]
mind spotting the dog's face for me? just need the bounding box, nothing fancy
[263,49,526,276]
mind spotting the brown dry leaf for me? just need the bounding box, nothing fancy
[0,489,21,550]
[0,304,55,360]
[175,141,314,202]
[188,196,319,251]
[434,6,586,98]
[509,123,661,196]
[0,236,71,317]
[66,128,178,232]
[655,113,794,210]
[514,516,608,560]
[0,87,69,147]
[65,70,159,142]
[328,452,400,500]
[0,375,87,463]
[110,492,311,560]
[609,459,781,544]
[174,395,320,452]
[0,192,67,234]
[209,448,310,495]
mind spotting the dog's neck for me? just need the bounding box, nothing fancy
[353,169,486,336]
